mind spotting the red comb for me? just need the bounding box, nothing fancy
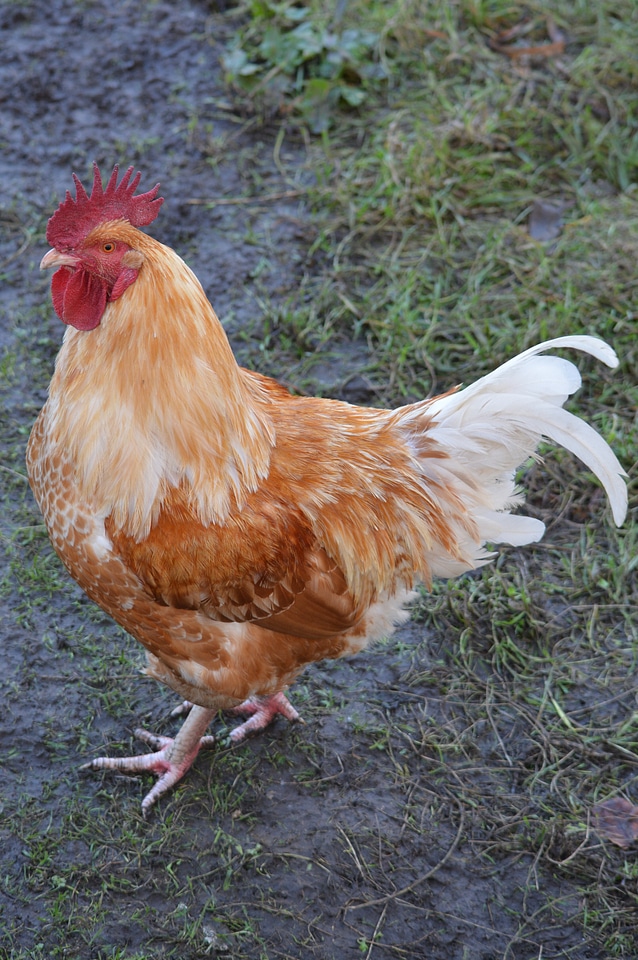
[46,163,163,249]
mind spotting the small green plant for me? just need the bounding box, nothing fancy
[222,1,386,130]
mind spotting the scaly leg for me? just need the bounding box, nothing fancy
[228,692,303,743]
[82,705,217,816]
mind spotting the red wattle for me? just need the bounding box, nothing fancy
[51,267,107,330]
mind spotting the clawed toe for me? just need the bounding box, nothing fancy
[169,700,194,718]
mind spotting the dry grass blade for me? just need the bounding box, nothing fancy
[489,17,566,59]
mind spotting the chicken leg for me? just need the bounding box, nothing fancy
[82,704,217,816]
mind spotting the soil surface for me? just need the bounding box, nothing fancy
[0,2,627,959]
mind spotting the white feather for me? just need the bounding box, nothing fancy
[404,336,627,567]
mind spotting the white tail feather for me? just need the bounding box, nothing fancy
[402,336,627,574]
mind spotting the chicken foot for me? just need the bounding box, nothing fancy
[228,692,303,743]
[81,704,217,816]
[170,691,303,743]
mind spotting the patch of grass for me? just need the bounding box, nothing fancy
[236,1,638,393]
[405,540,638,950]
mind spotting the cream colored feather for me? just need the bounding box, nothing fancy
[399,336,627,575]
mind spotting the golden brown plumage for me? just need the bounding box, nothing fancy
[28,165,628,813]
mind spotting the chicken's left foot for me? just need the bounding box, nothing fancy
[229,692,303,743]
[81,705,217,815]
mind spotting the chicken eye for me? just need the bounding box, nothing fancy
[102,242,116,253]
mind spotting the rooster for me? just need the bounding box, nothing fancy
[28,164,627,814]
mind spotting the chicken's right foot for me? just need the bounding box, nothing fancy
[81,705,217,815]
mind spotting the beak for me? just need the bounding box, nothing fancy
[40,248,80,270]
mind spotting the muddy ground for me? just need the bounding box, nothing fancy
[0,2,634,959]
